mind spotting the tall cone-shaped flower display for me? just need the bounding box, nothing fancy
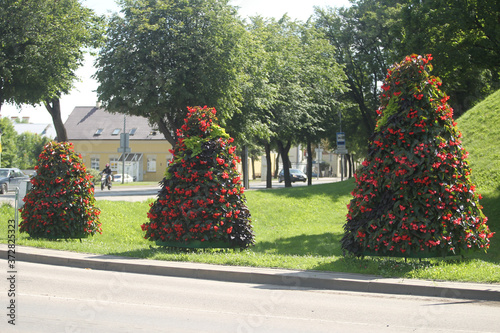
[20,141,101,238]
[142,106,255,249]
[342,54,493,257]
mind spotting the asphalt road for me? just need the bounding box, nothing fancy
[0,177,344,204]
[95,177,343,201]
[2,260,499,333]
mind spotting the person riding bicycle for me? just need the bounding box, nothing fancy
[100,163,113,185]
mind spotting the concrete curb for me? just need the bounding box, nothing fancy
[2,244,499,302]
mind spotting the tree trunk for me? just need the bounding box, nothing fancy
[343,154,349,179]
[156,117,176,146]
[241,145,249,189]
[347,153,353,179]
[276,139,292,188]
[347,76,375,134]
[307,139,313,186]
[274,152,280,178]
[251,156,256,180]
[265,142,272,189]
[44,98,68,142]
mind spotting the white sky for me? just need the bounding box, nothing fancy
[2,0,351,124]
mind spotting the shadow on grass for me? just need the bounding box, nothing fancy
[255,179,355,201]
[95,247,167,259]
[252,232,343,257]
[463,187,500,265]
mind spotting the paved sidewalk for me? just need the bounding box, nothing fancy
[1,244,499,302]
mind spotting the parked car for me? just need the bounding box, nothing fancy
[278,169,307,183]
[0,168,30,194]
[113,173,134,183]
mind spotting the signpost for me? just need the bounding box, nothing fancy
[336,132,347,181]
[118,116,130,183]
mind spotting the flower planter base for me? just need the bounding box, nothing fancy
[155,240,233,249]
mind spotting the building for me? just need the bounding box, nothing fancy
[64,105,349,183]
[64,106,172,182]
[11,117,57,139]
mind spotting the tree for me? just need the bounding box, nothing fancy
[314,1,401,141]
[95,0,245,146]
[20,142,101,238]
[17,132,51,169]
[0,118,18,167]
[342,55,493,257]
[238,16,279,188]
[396,0,500,115]
[315,0,500,122]
[296,21,347,184]
[142,106,254,249]
[253,16,348,188]
[0,0,104,141]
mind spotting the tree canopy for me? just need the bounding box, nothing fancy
[95,0,245,146]
[0,0,103,141]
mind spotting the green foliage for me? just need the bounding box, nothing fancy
[87,168,101,184]
[396,0,500,115]
[342,55,493,257]
[16,132,51,169]
[314,2,399,140]
[456,89,500,265]
[456,89,500,192]
[19,141,101,238]
[0,0,104,106]
[143,106,254,249]
[0,118,18,167]
[95,0,244,146]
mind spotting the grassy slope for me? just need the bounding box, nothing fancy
[454,88,500,262]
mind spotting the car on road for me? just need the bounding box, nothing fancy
[113,173,134,183]
[278,169,307,183]
[0,168,30,194]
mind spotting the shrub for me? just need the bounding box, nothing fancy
[19,141,101,238]
[341,54,493,257]
[142,106,255,249]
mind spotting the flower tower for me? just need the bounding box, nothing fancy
[142,106,254,249]
[341,54,493,257]
[20,142,101,238]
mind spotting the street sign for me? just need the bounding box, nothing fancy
[120,133,130,149]
[118,132,131,153]
[337,132,346,149]
[336,148,348,155]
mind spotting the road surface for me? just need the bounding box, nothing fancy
[0,177,343,204]
[1,260,499,333]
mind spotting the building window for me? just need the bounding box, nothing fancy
[129,128,137,136]
[112,128,121,135]
[147,156,156,172]
[94,128,104,136]
[91,157,100,170]
[110,157,119,172]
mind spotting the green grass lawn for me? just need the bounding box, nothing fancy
[1,89,499,284]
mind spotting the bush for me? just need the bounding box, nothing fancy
[141,106,255,249]
[87,168,101,184]
[19,141,101,238]
[341,55,493,257]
